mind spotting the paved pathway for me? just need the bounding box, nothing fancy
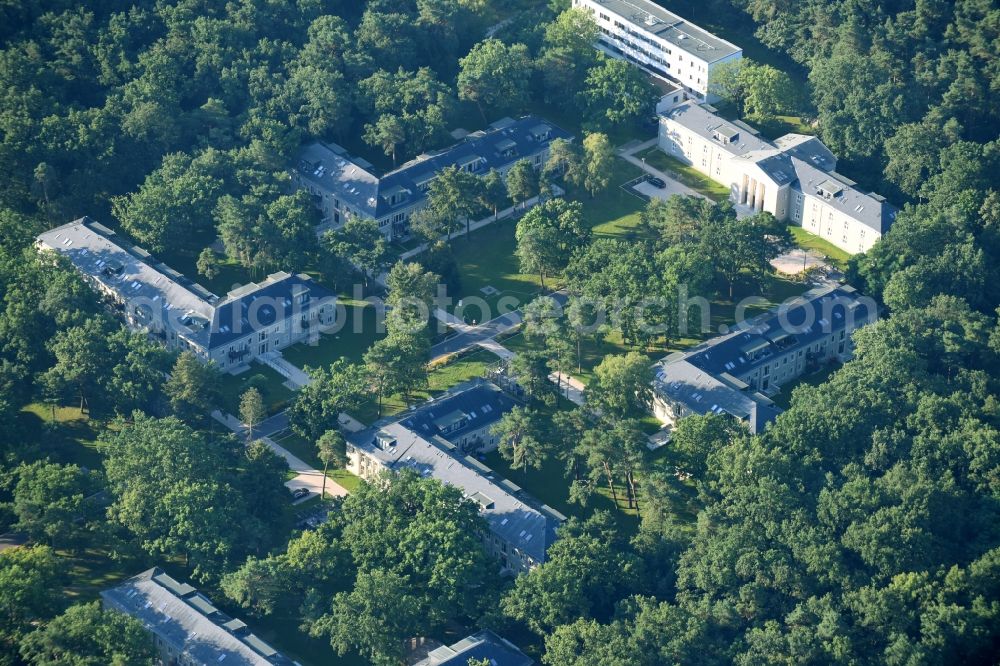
[549,372,586,406]
[429,291,569,361]
[212,410,349,501]
[619,140,759,219]
[0,532,27,552]
[619,139,708,201]
[259,351,311,389]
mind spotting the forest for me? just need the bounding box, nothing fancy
[1,0,999,664]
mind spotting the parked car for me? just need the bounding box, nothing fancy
[647,176,667,188]
[290,487,310,500]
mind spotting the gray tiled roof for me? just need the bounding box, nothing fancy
[416,630,533,666]
[787,157,897,233]
[655,285,876,433]
[590,0,741,61]
[684,285,874,377]
[101,568,295,665]
[294,116,571,219]
[400,380,518,444]
[662,102,772,157]
[37,218,334,351]
[662,102,897,232]
[349,384,564,564]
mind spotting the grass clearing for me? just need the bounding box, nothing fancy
[17,404,104,469]
[637,147,731,202]
[568,159,648,239]
[364,348,498,423]
[272,431,363,494]
[216,362,297,417]
[447,218,544,316]
[789,225,851,269]
[282,300,382,370]
[157,249,258,299]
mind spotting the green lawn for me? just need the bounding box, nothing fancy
[482,449,641,537]
[272,431,363,493]
[789,225,851,269]
[447,218,544,317]
[216,362,297,417]
[363,348,498,423]
[157,248,259,299]
[281,299,382,370]
[568,158,648,239]
[637,147,732,202]
[17,404,104,470]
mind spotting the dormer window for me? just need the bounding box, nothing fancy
[374,430,396,450]
[816,179,844,200]
[496,138,517,159]
[458,156,484,173]
[712,125,739,145]
[528,124,551,142]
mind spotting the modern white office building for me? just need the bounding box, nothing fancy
[572,0,742,102]
[658,101,897,253]
[37,218,337,370]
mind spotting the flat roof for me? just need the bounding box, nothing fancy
[589,0,741,61]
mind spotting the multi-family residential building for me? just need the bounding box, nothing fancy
[415,630,533,666]
[101,568,297,666]
[658,101,897,253]
[396,379,518,454]
[36,218,336,370]
[572,0,742,102]
[652,285,877,433]
[291,116,571,240]
[346,380,566,574]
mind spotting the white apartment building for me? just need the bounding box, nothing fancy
[346,382,566,574]
[652,285,877,433]
[658,101,897,253]
[572,0,742,102]
[292,116,570,240]
[37,218,337,370]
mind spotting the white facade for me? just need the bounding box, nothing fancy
[36,218,337,370]
[573,0,742,102]
[658,102,896,254]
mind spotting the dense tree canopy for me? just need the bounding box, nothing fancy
[101,413,288,581]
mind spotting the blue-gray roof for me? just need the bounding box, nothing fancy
[36,219,334,352]
[416,630,533,666]
[295,116,572,219]
[348,381,564,564]
[683,285,875,377]
[101,568,295,665]
[208,272,335,348]
[400,381,517,443]
[654,285,876,433]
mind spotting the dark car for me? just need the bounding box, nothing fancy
[291,487,310,500]
[647,176,667,188]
